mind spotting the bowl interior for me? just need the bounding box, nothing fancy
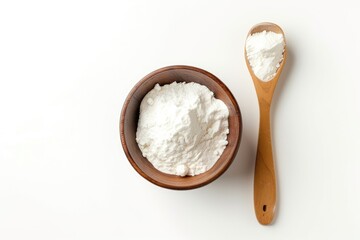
[120,66,242,190]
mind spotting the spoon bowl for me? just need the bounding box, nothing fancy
[245,22,287,96]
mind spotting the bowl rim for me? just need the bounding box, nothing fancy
[120,65,242,190]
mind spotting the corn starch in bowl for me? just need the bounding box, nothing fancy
[136,82,229,177]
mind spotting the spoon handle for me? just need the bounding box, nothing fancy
[254,100,276,225]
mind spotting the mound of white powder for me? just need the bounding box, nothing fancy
[136,82,229,177]
[245,30,285,82]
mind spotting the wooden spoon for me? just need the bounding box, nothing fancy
[244,22,287,225]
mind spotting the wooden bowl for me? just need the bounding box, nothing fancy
[120,65,242,190]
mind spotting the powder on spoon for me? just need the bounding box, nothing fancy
[245,30,285,81]
[136,82,229,177]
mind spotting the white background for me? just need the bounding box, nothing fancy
[1,0,360,239]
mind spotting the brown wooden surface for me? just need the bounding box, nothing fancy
[120,65,242,190]
[245,23,287,225]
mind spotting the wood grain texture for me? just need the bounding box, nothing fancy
[120,65,242,190]
[245,23,287,225]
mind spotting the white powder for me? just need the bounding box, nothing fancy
[245,30,285,82]
[136,82,229,177]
